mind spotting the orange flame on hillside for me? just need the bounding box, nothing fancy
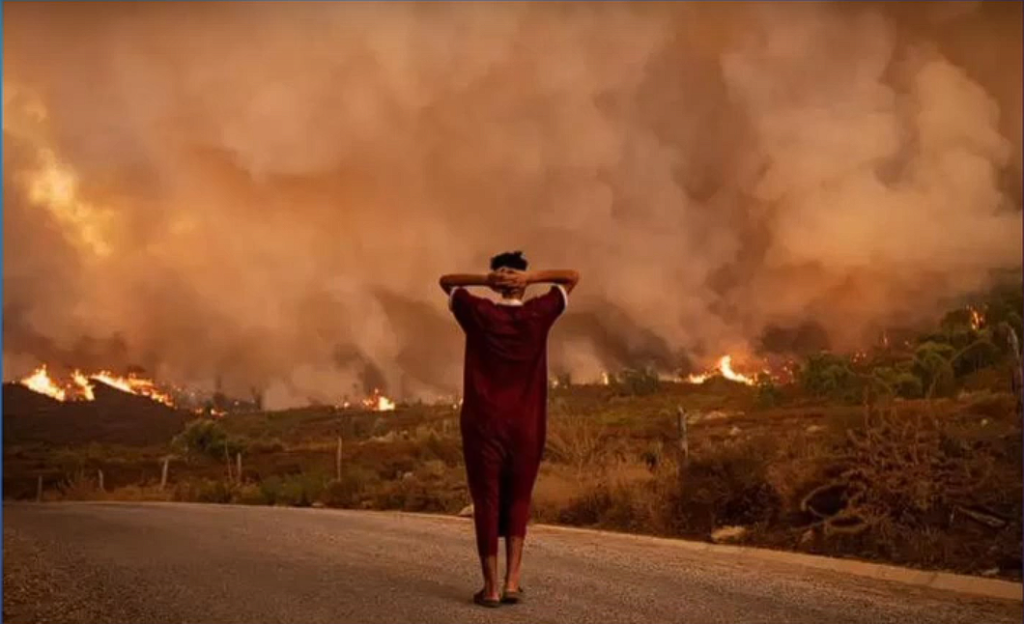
[91,371,174,406]
[686,355,757,386]
[18,365,175,406]
[71,370,95,400]
[20,366,66,401]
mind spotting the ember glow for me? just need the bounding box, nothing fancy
[686,356,757,386]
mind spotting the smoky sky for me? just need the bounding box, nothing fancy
[3,1,1021,408]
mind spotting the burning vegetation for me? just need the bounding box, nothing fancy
[19,365,173,406]
[16,365,400,415]
[685,356,759,386]
[361,389,397,412]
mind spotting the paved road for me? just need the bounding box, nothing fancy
[3,503,1020,624]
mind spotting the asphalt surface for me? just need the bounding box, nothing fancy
[3,503,1020,624]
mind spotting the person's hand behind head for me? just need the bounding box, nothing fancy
[486,271,504,293]
[495,269,529,291]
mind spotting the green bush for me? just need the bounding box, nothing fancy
[952,337,1001,377]
[870,366,923,399]
[172,419,247,460]
[913,342,956,397]
[799,353,863,403]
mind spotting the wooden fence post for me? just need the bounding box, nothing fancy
[676,406,689,467]
[224,445,233,482]
[160,457,170,490]
[97,469,105,492]
[335,435,343,481]
[36,476,43,503]
[1003,324,1023,416]
[236,453,242,483]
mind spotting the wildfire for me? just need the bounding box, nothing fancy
[362,389,396,412]
[600,372,611,386]
[71,370,95,400]
[686,355,757,386]
[20,366,66,401]
[91,371,174,406]
[5,83,114,258]
[18,365,175,406]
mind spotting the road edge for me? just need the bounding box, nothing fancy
[16,501,1022,603]
[386,509,1022,603]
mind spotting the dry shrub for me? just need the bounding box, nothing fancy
[173,478,233,504]
[799,402,1023,572]
[258,473,327,507]
[369,472,466,514]
[673,435,782,535]
[531,467,586,522]
[323,465,382,508]
[102,484,173,502]
[55,471,104,501]
[545,414,607,474]
[843,407,991,528]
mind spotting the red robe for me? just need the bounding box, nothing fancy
[450,286,567,558]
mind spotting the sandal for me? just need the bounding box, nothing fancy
[501,587,525,604]
[473,590,501,609]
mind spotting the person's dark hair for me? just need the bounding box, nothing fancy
[490,250,528,272]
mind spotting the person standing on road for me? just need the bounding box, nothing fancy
[439,251,579,608]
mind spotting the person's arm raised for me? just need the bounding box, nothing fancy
[494,269,581,294]
[526,269,581,294]
[438,273,501,295]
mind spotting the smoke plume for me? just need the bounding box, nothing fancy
[3,2,1021,407]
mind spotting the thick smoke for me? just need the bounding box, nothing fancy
[3,2,1021,407]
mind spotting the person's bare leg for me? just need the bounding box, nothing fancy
[479,554,500,600]
[504,536,525,592]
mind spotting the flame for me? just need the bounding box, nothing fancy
[5,83,114,258]
[20,366,66,401]
[91,371,175,406]
[968,306,984,331]
[600,372,611,386]
[686,355,756,386]
[362,389,396,412]
[18,365,175,406]
[71,370,95,400]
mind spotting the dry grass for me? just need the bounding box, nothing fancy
[10,389,1021,579]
